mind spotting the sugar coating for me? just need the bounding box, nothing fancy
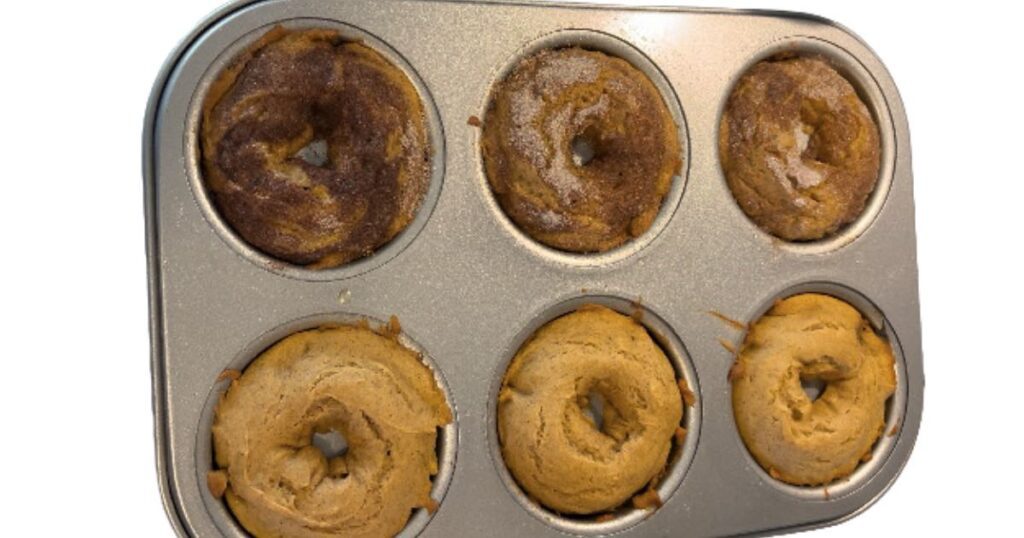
[481,47,681,253]
[719,56,880,241]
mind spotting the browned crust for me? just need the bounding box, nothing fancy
[216,369,241,382]
[629,297,645,323]
[727,360,745,382]
[376,314,403,340]
[207,470,228,499]
[678,378,696,407]
[631,489,663,510]
[708,310,747,331]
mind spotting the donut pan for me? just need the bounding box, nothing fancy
[143,0,923,536]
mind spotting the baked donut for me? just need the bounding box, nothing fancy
[497,305,683,514]
[481,47,681,253]
[730,294,896,486]
[719,55,881,241]
[201,27,432,268]
[210,324,452,537]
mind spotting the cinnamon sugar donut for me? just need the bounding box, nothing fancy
[720,55,881,241]
[201,27,431,268]
[730,294,896,486]
[497,305,683,514]
[481,47,681,253]
[210,324,452,537]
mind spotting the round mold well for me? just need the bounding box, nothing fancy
[476,29,690,270]
[487,294,701,535]
[184,18,445,282]
[716,36,897,254]
[195,312,458,537]
[729,281,908,501]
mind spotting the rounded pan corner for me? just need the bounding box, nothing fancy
[144,4,267,537]
[791,452,919,536]
[154,461,192,537]
[754,400,923,537]
[144,0,263,160]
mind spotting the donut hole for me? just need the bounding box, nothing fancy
[312,428,348,458]
[294,138,330,167]
[800,376,828,402]
[799,99,843,167]
[580,390,606,431]
[312,428,351,479]
[572,123,615,168]
[577,386,634,444]
[571,132,598,167]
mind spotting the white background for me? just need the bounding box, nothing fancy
[1,0,1018,535]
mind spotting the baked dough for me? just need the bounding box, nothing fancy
[482,47,681,253]
[719,55,880,241]
[498,305,683,514]
[211,324,452,537]
[730,294,896,485]
[201,28,431,268]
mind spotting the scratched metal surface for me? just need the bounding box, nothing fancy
[143,1,922,536]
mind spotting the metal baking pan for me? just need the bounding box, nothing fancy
[144,0,923,535]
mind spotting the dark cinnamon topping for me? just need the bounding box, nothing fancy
[201,28,430,268]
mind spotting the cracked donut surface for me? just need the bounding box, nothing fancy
[730,294,896,486]
[719,55,881,241]
[497,305,683,514]
[211,325,452,537]
[201,27,431,268]
[481,47,681,253]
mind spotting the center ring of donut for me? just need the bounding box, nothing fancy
[312,428,349,459]
[573,380,638,445]
[570,126,604,167]
[579,390,608,432]
[295,138,330,167]
[800,375,828,402]
[797,100,847,168]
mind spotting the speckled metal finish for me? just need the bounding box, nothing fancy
[143,1,923,536]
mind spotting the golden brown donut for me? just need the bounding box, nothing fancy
[211,324,452,537]
[201,28,431,268]
[719,55,881,241]
[498,305,683,514]
[730,294,896,486]
[481,47,681,253]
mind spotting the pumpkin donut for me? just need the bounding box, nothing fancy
[730,294,896,486]
[210,324,452,537]
[497,305,683,514]
[481,47,681,253]
[201,27,432,268]
[719,55,881,241]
